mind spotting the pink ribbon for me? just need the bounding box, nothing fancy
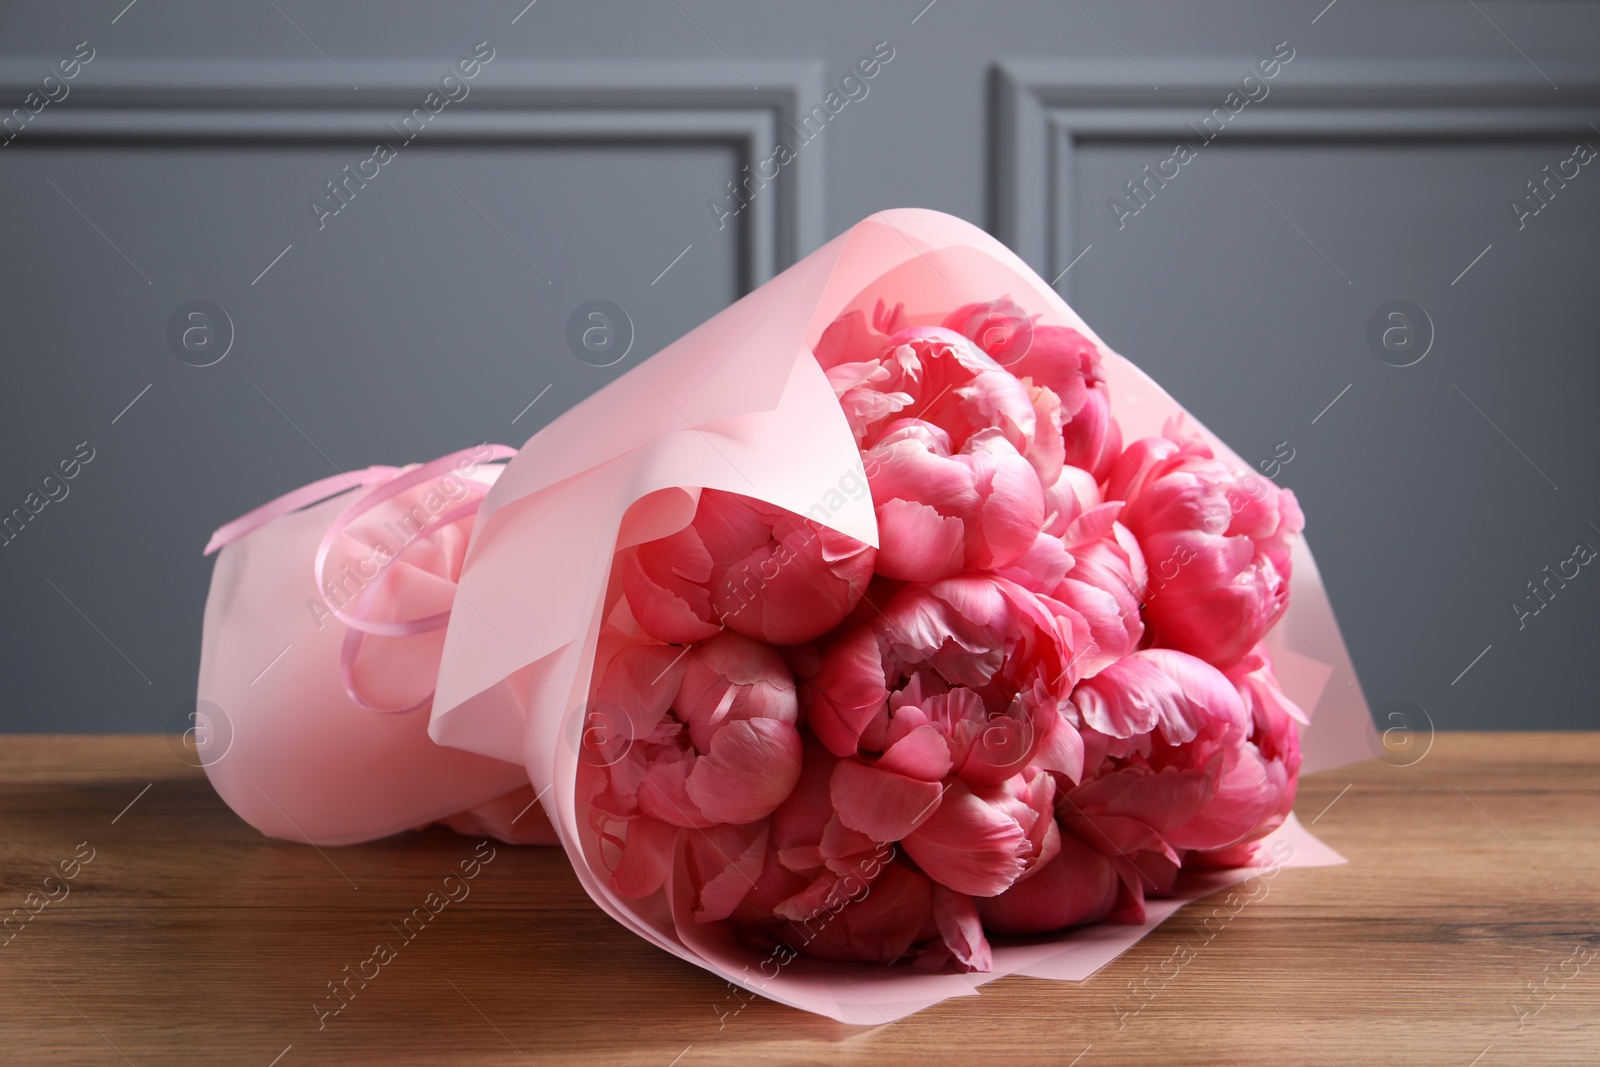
[203,445,516,713]
[203,467,401,556]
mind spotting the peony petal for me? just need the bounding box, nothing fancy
[824,358,887,394]
[686,718,803,825]
[1063,500,1123,548]
[691,489,773,564]
[714,520,876,645]
[885,578,1008,682]
[1061,808,1181,867]
[772,870,848,923]
[1031,706,1086,784]
[779,862,932,965]
[1051,577,1133,678]
[1007,323,1097,401]
[596,642,689,741]
[875,723,955,781]
[1043,465,1103,537]
[955,368,1038,456]
[1064,389,1121,483]
[952,712,1037,787]
[690,823,769,922]
[1072,649,1246,746]
[610,815,682,898]
[819,813,881,872]
[1063,763,1216,863]
[966,434,1046,569]
[622,559,721,644]
[770,737,839,855]
[1165,741,1277,851]
[873,498,966,582]
[1137,648,1250,744]
[805,625,888,757]
[830,758,944,842]
[1072,656,1168,739]
[1024,380,1066,488]
[814,309,884,371]
[997,531,1073,591]
[901,781,1028,897]
[636,756,716,828]
[728,839,811,925]
[931,884,992,973]
[675,631,798,753]
[975,832,1119,935]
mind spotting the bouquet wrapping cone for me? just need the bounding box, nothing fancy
[199,209,1374,1022]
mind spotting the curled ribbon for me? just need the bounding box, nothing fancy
[204,444,516,714]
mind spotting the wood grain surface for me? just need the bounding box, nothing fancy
[1,733,1596,1066]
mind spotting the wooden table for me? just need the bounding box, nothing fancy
[2,734,1595,1066]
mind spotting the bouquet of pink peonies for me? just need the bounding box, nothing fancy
[197,209,1371,1021]
[586,294,1310,971]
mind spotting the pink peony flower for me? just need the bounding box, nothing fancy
[898,770,1061,897]
[591,632,804,898]
[1030,465,1149,677]
[815,309,1047,482]
[976,831,1129,935]
[943,299,1123,482]
[804,575,1090,787]
[1107,424,1305,668]
[777,860,935,964]
[680,738,996,970]
[1049,534,1146,678]
[623,488,876,646]
[1059,648,1295,887]
[797,577,1097,906]
[863,419,1046,582]
[1197,642,1306,862]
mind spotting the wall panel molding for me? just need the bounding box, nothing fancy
[0,59,824,290]
[993,58,1600,299]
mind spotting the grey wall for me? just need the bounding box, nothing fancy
[1,0,1596,734]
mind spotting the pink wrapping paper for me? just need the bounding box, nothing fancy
[199,208,1374,1023]
[200,459,558,846]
